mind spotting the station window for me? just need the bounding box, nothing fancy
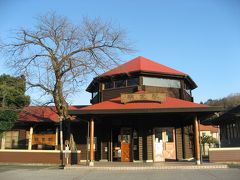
[143,77,181,88]
[166,128,174,142]
[127,77,139,86]
[115,80,126,88]
[104,81,114,89]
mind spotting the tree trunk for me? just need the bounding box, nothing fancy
[54,78,76,151]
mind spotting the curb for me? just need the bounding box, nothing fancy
[64,165,228,170]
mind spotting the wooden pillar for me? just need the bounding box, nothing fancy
[59,119,64,151]
[55,127,59,150]
[1,132,6,150]
[89,117,94,166]
[109,128,113,162]
[28,127,33,150]
[194,116,201,165]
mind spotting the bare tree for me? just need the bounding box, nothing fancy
[1,12,133,151]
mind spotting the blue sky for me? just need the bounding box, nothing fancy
[1,0,240,105]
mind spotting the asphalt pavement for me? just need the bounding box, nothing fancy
[0,164,239,180]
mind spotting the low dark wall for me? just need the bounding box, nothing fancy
[0,150,81,164]
[209,148,240,162]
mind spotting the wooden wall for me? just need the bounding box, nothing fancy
[18,129,27,149]
[101,85,193,102]
[209,148,240,162]
[71,123,88,161]
[102,86,137,101]
[0,150,81,164]
[183,126,194,159]
[220,122,240,147]
[175,127,183,160]
[1,121,196,163]
[146,130,153,161]
[143,86,181,99]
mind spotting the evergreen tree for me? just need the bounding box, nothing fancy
[0,74,30,134]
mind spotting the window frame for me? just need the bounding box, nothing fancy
[126,77,139,87]
[104,81,114,90]
[142,76,181,88]
[115,79,126,88]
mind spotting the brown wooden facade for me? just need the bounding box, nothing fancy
[69,57,223,165]
[212,105,240,147]
[90,75,194,105]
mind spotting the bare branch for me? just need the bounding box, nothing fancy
[27,82,53,95]
[1,12,134,122]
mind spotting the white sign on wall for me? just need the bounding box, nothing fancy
[155,140,164,162]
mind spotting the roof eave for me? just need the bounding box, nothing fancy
[185,75,198,89]
[86,77,99,92]
[69,106,224,115]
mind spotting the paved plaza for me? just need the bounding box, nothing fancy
[0,164,240,180]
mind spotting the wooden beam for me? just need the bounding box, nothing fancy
[89,117,94,166]
[59,120,63,152]
[194,116,201,165]
[1,132,6,150]
[28,127,33,150]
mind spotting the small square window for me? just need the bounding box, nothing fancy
[127,78,139,86]
[104,81,114,89]
[115,80,126,88]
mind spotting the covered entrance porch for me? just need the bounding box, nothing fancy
[110,126,176,163]
[91,113,190,163]
[70,107,222,166]
[69,93,223,166]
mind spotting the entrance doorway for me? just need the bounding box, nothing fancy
[154,127,176,162]
[120,128,132,162]
[112,128,132,162]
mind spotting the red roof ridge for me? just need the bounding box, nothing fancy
[100,56,187,77]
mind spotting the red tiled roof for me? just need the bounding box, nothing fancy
[100,56,186,77]
[19,106,59,123]
[78,96,208,111]
[200,124,218,133]
[19,106,85,123]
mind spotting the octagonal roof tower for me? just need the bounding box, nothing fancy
[87,56,197,93]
